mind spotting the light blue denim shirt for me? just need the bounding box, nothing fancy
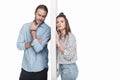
[17,22,51,72]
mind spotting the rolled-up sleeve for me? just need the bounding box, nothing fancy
[16,25,26,50]
[31,28,51,53]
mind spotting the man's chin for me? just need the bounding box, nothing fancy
[37,21,43,25]
[34,20,38,25]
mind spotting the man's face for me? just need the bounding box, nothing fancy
[35,8,47,25]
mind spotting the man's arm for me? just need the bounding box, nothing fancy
[24,42,31,48]
[17,24,33,50]
[17,25,27,50]
[31,28,51,53]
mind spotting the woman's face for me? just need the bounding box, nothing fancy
[56,17,66,31]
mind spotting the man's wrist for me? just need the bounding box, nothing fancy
[30,30,36,33]
[25,42,31,48]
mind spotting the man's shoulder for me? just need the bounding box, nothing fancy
[21,22,32,29]
[23,22,32,26]
[41,22,51,30]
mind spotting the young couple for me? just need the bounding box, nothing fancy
[17,4,78,80]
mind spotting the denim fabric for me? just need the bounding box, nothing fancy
[17,22,51,72]
[60,63,78,80]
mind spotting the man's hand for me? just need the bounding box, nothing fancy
[30,21,39,40]
[30,22,39,31]
[38,38,42,42]
[25,42,31,48]
[31,31,36,40]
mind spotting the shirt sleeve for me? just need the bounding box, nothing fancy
[63,34,76,61]
[31,28,51,53]
[16,25,26,50]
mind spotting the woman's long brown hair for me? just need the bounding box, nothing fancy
[56,12,71,38]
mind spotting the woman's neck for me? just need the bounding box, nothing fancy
[61,30,66,37]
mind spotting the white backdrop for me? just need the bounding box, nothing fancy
[0,0,120,80]
[57,0,120,80]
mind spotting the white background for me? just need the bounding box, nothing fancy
[0,0,120,80]
[57,0,120,80]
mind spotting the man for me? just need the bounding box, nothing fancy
[17,4,51,80]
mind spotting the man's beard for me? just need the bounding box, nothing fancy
[34,20,39,25]
[34,19,43,25]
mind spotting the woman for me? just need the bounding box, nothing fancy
[56,12,78,80]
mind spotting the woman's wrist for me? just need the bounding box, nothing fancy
[57,41,61,47]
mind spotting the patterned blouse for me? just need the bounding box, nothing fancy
[57,32,77,64]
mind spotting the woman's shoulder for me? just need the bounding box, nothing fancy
[68,32,75,38]
[68,32,76,40]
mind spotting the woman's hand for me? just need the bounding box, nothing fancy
[56,31,65,54]
[56,31,60,47]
